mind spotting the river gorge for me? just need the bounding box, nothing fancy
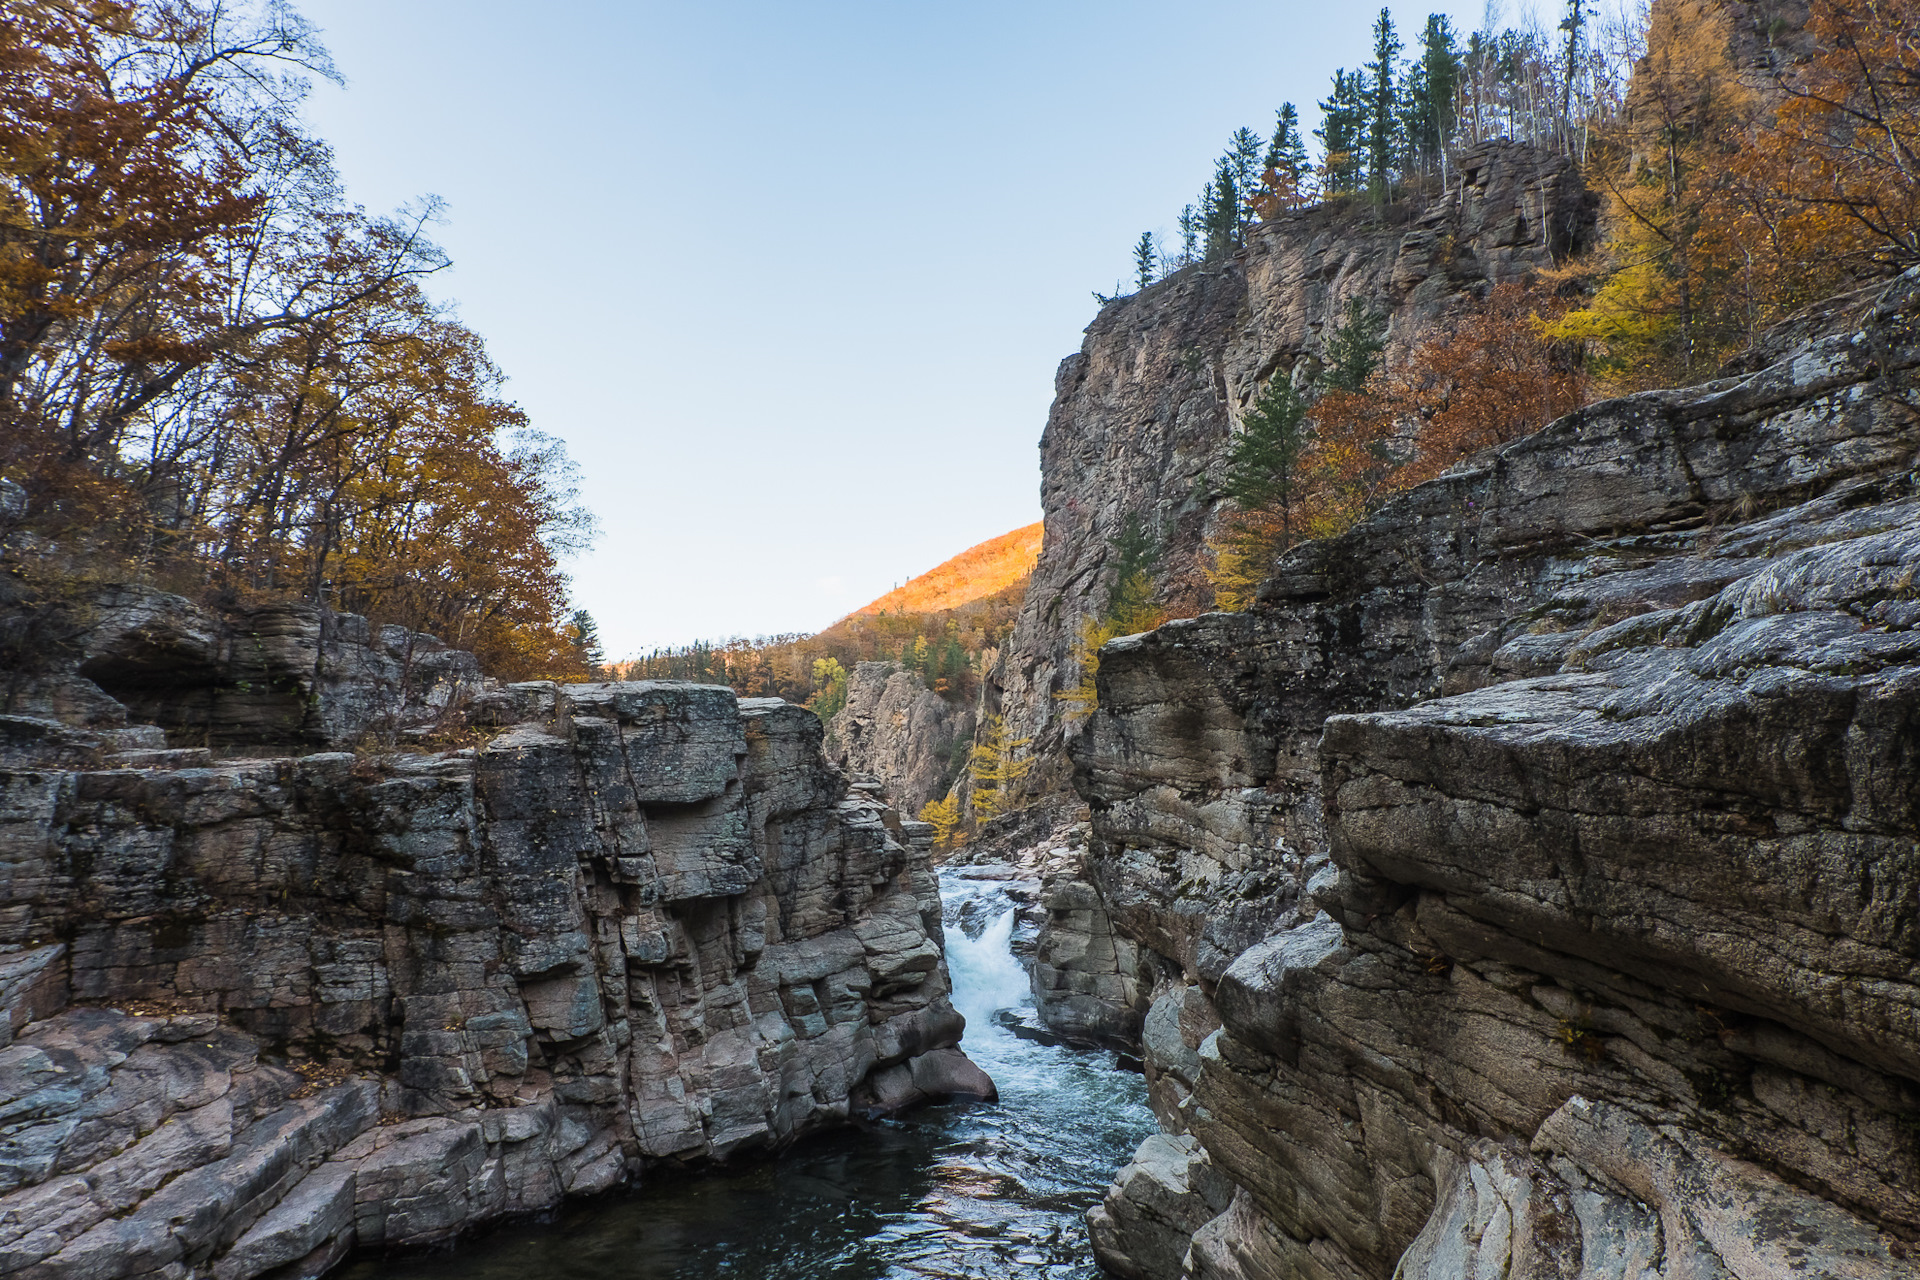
[341,872,1152,1280]
[2,116,1916,1280]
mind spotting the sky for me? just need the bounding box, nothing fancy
[297,0,1528,658]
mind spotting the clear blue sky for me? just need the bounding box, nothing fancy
[299,0,1527,657]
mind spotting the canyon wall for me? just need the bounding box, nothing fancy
[0,588,985,1280]
[985,140,1596,803]
[1075,273,1920,1277]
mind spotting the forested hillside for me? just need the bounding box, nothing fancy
[616,523,1039,719]
[0,0,594,680]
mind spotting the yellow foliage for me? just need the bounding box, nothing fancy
[917,795,962,850]
[1206,511,1289,612]
[1055,575,1163,722]
[969,714,1032,821]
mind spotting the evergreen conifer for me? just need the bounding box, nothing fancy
[1321,298,1388,391]
[1264,103,1309,208]
[1223,378,1310,542]
[1316,69,1369,194]
[1366,9,1403,202]
[1134,232,1158,290]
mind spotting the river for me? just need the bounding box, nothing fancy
[344,870,1153,1279]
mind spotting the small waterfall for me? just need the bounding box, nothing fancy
[946,907,1026,1039]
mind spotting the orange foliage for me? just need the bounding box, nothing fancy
[1395,283,1588,485]
[1210,282,1589,609]
[1733,0,1920,277]
[845,523,1042,619]
[0,0,591,683]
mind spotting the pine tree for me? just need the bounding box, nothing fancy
[1366,9,1403,202]
[1321,298,1388,391]
[1263,103,1309,209]
[1401,16,1460,182]
[1203,159,1240,258]
[1133,232,1158,290]
[1316,69,1369,195]
[1178,204,1199,264]
[1229,126,1265,225]
[566,609,605,676]
[1223,378,1310,542]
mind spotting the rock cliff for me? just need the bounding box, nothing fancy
[0,589,987,1279]
[1073,273,1920,1276]
[984,141,1596,803]
[826,661,974,815]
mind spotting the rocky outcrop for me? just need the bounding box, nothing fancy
[1,582,480,753]
[826,661,973,814]
[984,140,1596,802]
[0,591,986,1278]
[1077,273,1920,1276]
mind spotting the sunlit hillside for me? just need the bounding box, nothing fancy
[844,523,1043,619]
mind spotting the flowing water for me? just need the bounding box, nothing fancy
[347,871,1153,1279]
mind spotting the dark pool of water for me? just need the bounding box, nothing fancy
[345,873,1152,1280]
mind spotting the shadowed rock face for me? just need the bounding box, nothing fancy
[0,594,983,1279]
[1072,274,1920,1277]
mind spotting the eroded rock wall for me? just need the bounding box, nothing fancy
[0,595,983,1279]
[1075,275,1920,1277]
[986,141,1596,802]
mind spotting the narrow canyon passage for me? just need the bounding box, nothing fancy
[341,871,1152,1280]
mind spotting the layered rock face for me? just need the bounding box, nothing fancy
[986,141,1595,800]
[826,661,974,814]
[1075,275,1920,1277]
[0,596,979,1279]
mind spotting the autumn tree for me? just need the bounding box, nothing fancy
[0,0,594,682]
[1058,516,1163,720]
[918,795,962,850]
[969,713,1032,820]
[1395,282,1588,485]
[806,656,849,722]
[1548,0,1758,384]
[1255,104,1311,216]
[1728,0,1920,284]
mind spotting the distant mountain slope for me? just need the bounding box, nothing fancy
[845,523,1043,619]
